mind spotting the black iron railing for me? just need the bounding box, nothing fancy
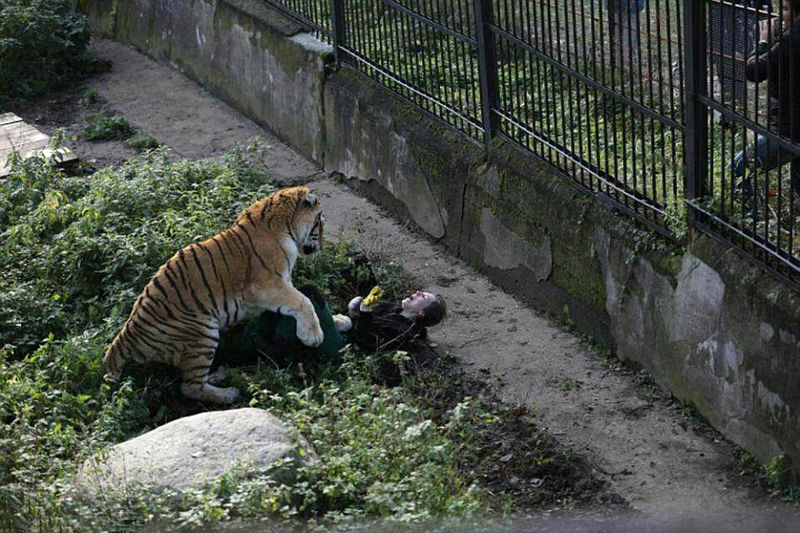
[264,0,800,284]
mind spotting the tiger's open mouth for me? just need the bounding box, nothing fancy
[303,214,323,255]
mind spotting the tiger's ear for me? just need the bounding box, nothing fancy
[304,192,319,208]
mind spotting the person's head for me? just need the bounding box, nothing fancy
[783,0,800,24]
[401,291,447,327]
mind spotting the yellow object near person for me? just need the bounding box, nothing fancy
[363,286,384,307]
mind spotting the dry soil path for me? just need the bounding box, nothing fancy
[41,39,799,529]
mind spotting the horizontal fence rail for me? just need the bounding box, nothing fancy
[490,0,685,229]
[263,0,800,284]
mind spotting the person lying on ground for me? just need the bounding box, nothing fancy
[344,286,447,353]
[214,284,447,366]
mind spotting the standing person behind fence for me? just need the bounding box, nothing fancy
[735,0,800,195]
[608,0,647,66]
[709,0,771,123]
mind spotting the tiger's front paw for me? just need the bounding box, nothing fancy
[218,386,240,404]
[297,315,324,347]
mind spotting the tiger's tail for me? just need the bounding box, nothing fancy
[102,326,133,383]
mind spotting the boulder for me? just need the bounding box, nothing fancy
[79,408,315,493]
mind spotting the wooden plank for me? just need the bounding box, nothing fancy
[0,112,22,126]
[0,116,77,178]
[0,136,51,158]
[0,130,50,152]
[0,121,40,142]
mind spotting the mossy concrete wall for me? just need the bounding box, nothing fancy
[86,0,331,164]
[86,0,800,472]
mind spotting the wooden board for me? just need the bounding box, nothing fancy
[0,113,77,178]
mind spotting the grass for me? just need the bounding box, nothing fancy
[128,135,159,151]
[0,141,607,532]
[84,88,101,105]
[82,112,135,141]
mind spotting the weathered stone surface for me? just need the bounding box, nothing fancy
[480,207,552,281]
[595,224,799,464]
[80,408,314,493]
[672,256,725,344]
[323,75,446,239]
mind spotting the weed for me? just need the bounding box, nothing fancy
[128,135,159,151]
[84,88,101,105]
[766,454,795,492]
[732,448,800,501]
[677,402,705,424]
[82,113,135,141]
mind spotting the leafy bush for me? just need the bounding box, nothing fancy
[82,112,135,141]
[0,0,106,106]
[84,87,100,104]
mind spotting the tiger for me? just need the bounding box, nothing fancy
[102,186,325,404]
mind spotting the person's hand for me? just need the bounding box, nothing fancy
[348,296,363,314]
[363,286,384,307]
[759,17,782,43]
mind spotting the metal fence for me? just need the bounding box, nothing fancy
[264,0,800,284]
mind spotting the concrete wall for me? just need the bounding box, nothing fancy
[87,0,800,472]
[88,0,331,164]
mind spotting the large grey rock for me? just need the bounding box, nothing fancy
[80,408,315,493]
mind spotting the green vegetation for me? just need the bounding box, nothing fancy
[128,134,159,151]
[0,0,106,106]
[733,449,800,502]
[0,143,601,531]
[766,454,796,493]
[84,88,101,105]
[82,112,135,141]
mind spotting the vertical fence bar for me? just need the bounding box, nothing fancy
[473,0,499,146]
[683,0,709,210]
[330,0,346,65]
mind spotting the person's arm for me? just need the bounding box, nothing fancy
[349,298,382,351]
[746,19,793,82]
[347,296,363,318]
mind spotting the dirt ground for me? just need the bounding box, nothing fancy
[11,38,800,530]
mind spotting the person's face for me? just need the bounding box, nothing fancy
[783,1,798,23]
[401,291,437,317]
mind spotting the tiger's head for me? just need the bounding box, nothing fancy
[293,189,324,257]
[239,186,324,257]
